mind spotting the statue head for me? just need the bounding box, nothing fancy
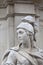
[22,15,39,41]
[16,22,34,47]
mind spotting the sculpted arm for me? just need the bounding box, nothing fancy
[2,50,17,65]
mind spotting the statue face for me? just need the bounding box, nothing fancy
[17,29,30,44]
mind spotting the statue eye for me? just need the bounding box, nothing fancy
[19,31,23,34]
[17,31,23,35]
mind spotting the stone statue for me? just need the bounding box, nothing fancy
[1,16,43,65]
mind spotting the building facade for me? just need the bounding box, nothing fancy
[0,0,43,64]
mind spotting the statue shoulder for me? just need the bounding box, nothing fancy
[34,46,43,57]
[10,45,19,51]
[2,45,19,60]
[39,49,43,57]
[2,49,10,61]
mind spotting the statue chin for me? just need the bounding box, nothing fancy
[19,40,23,44]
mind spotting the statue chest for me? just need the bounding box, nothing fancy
[16,51,31,65]
[17,55,30,65]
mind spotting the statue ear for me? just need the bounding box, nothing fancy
[26,31,29,36]
[26,31,32,36]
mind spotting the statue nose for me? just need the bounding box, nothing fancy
[18,35,21,39]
